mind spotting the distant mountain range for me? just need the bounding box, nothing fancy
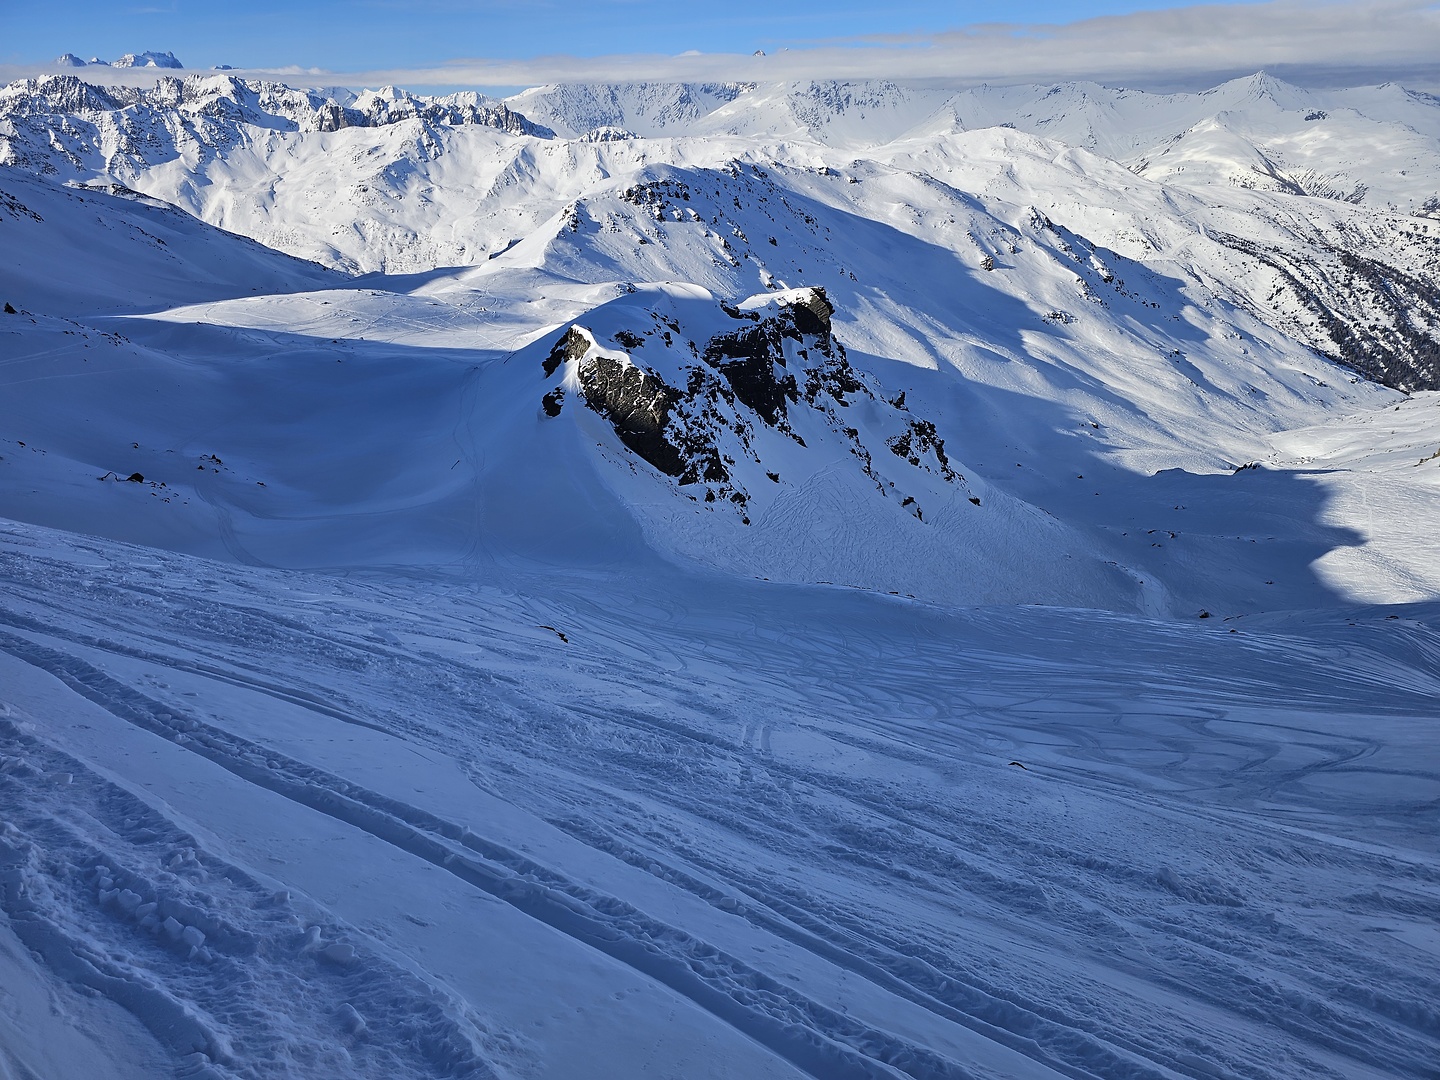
[55,50,183,69]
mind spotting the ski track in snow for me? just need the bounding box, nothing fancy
[1,525,1436,1080]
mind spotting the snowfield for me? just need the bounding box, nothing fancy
[1,524,1437,1080]
[0,70,1438,1080]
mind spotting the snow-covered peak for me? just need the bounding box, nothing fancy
[0,74,125,116]
[1201,70,1312,111]
[53,50,183,69]
[504,81,755,138]
[112,50,184,69]
[0,72,553,144]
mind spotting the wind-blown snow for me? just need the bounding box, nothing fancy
[0,69,1437,1080]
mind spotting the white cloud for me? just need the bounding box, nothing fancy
[5,1,1440,93]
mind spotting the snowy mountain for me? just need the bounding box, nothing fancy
[53,50,183,68]
[510,74,1440,215]
[3,72,1434,390]
[505,80,756,138]
[112,51,184,69]
[1,68,1439,1080]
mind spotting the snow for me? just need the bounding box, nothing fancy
[1,521,1436,1079]
[49,51,184,70]
[112,52,184,70]
[0,68,1437,1080]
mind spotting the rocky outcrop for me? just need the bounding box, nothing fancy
[1217,231,1440,392]
[575,356,689,478]
[888,419,959,481]
[541,288,964,523]
[703,320,798,426]
[544,326,590,378]
[784,286,834,336]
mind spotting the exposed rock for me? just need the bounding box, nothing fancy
[888,419,959,481]
[1216,231,1440,392]
[782,286,834,336]
[314,103,354,133]
[544,326,590,377]
[580,126,636,142]
[577,354,687,478]
[546,290,963,516]
[802,347,869,408]
[702,321,797,425]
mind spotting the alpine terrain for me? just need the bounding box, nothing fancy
[0,67,1437,1080]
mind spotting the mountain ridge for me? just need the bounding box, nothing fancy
[2,68,1438,613]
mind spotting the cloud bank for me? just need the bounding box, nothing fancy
[6,1,1440,94]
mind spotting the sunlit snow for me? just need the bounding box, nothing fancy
[0,70,1437,1080]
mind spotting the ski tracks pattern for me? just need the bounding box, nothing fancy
[0,531,1437,1079]
[0,711,515,1080]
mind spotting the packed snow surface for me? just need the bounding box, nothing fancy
[0,70,1438,1080]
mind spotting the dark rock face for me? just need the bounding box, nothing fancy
[703,321,797,425]
[786,286,834,336]
[543,288,965,521]
[576,355,688,478]
[703,288,857,423]
[888,419,958,481]
[544,326,590,377]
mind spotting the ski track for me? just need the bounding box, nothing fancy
[5,69,1440,1080]
[0,716,513,1080]
[0,530,1437,1079]
[0,629,956,1080]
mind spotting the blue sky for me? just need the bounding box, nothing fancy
[6,1,1266,70]
[4,2,1439,92]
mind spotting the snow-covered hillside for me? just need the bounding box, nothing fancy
[4,71,1435,391]
[1,67,1438,1080]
